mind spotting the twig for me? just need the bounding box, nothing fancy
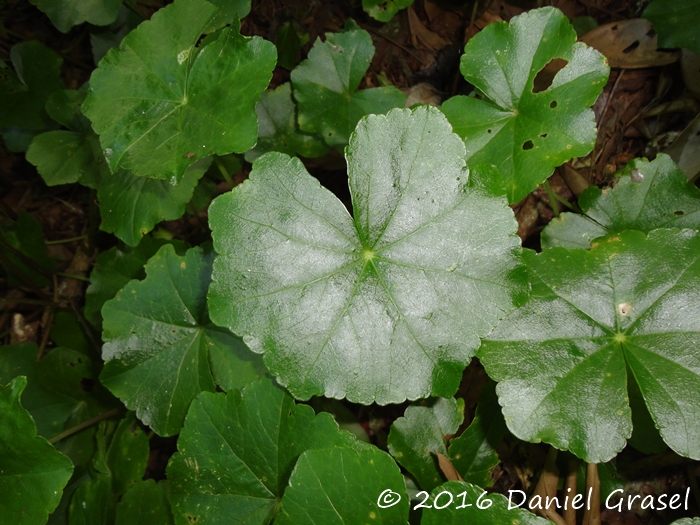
[49,408,121,444]
[45,235,88,245]
[363,25,431,67]
[56,272,91,282]
[576,0,624,19]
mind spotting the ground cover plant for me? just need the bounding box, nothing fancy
[1,0,699,524]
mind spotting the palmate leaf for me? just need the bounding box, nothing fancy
[643,0,700,55]
[441,7,609,204]
[275,445,409,525]
[542,154,700,249]
[291,28,406,148]
[97,158,211,246]
[167,376,359,525]
[0,376,73,524]
[115,480,175,525]
[388,397,465,492]
[420,481,550,525]
[208,106,524,405]
[83,0,276,183]
[244,83,328,162]
[101,245,266,436]
[479,229,700,463]
[29,0,121,33]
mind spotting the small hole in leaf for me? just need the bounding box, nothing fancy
[522,140,534,150]
[539,133,548,138]
[532,58,568,93]
[646,28,656,38]
[487,129,492,134]
[674,210,685,216]
[611,24,618,30]
[81,378,95,392]
[623,41,640,54]
[550,100,558,108]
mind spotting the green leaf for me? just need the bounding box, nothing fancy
[208,106,524,405]
[244,83,328,162]
[420,480,550,525]
[90,5,143,65]
[0,211,55,288]
[275,445,409,525]
[291,28,406,148]
[115,480,175,525]
[275,21,303,70]
[363,0,414,23]
[83,0,276,183]
[29,0,121,33]
[441,7,609,204]
[448,381,507,487]
[97,158,211,246]
[206,0,252,29]
[50,311,92,356]
[643,0,700,55]
[542,154,700,249]
[388,397,465,492]
[84,236,185,330]
[479,229,700,462]
[0,41,64,130]
[101,244,265,436]
[167,376,356,525]
[27,88,104,189]
[0,376,73,524]
[670,520,700,525]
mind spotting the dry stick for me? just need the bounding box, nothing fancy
[45,235,88,245]
[564,459,578,525]
[576,0,624,19]
[363,25,432,67]
[531,447,568,525]
[48,408,121,444]
[582,463,601,525]
[70,301,103,356]
[592,70,625,169]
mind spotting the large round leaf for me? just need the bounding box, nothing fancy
[167,376,357,525]
[441,7,609,204]
[0,376,73,524]
[82,0,276,183]
[101,245,266,436]
[275,445,409,525]
[291,28,406,148]
[542,154,700,249]
[208,106,524,405]
[479,229,700,462]
[29,0,121,33]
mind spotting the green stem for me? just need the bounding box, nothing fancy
[550,190,582,213]
[46,235,88,245]
[214,156,233,187]
[56,272,90,282]
[49,408,121,444]
[542,180,560,218]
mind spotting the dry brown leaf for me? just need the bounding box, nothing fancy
[681,49,700,100]
[435,451,464,482]
[408,6,447,51]
[580,19,679,69]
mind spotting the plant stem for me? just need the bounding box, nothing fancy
[46,235,88,245]
[564,459,577,525]
[582,463,600,525]
[214,156,234,187]
[56,272,90,282]
[49,408,121,444]
[542,180,560,218]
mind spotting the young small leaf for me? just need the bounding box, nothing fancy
[275,445,409,525]
[291,28,406,147]
[0,41,63,130]
[448,381,507,488]
[115,480,175,525]
[244,83,328,162]
[0,376,73,524]
[363,0,414,23]
[97,159,212,247]
[29,0,122,33]
[420,480,550,525]
[101,245,265,436]
[441,7,609,203]
[479,229,700,462]
[643,0,700,55]
[83,0,276,183]
[388,397,465,492]
[208,106,524,405]
[167,376,357,525]
[542,154,700,249]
